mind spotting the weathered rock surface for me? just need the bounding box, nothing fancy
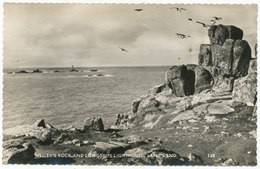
[82,117,104,132]
[123,148,190,165]
[232,40,251,77]
[3,136,37,164]
[3,143,35,164]
[200,27,251,79]
[207,102,234,115]
[208,25,243,45]
[211,39,235,75]
[232,58,257,106]
[198,44,212,66]
[114,89,235,129]
[187,65,214,94]
[213,75,234,92]
[93,141,131,154]
[148,83,167,95]
[165,65,213,96]
[165,65,193,96]
[232,72,257,106]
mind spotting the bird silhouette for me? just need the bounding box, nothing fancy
[210,20,216,25]
[196,21,210,28]
[176,33,191,39]
[119,47,128,52]
[134,9,143,12]
[213,16,222,20]
[188,18,192,21]
[170,7,186,12]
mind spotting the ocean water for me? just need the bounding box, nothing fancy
[3,66,168,130]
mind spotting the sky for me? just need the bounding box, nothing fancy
[3,3,258,68]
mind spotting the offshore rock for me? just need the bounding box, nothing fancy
[82,117,104,132]
[208,25,243,45]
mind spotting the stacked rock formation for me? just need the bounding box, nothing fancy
[166,25,252,97]
[114,24,256,129]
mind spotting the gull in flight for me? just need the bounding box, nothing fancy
[176,33,191,39]
[119,47,128,52]
[170,7,186,12]
[134,9,143,12]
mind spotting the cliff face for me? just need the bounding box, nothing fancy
[114,24,256,130]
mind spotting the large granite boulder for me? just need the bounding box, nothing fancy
[232,59,257,106]
[165,65,193,96]
[211,39,235,75]
[187,65,214,94]
[165,65,213,96]
[82,117,104,132]
[199,39,251,78]
[232,40,251,77]
[208,25,243,45]
[3,136,36,164]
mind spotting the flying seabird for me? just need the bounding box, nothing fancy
[213,16,222,20]
[119,47,128,52]
[176,33,191,39]
[170,7,186,12]
[210,20,216,25]
[196,21,210,28]
[134,9,143,12]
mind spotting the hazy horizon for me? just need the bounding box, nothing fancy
[4,3,258,68]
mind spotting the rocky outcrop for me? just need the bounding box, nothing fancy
[208,25,243,45]
[212,75,234,92]
[114,24,255,130]
[232,59,257,106]
[3,142,36,164]
[165,65,193,96]
[82,117,104,132]
[165,65,213,96]
[232,40,251,77]
[199,39,251,78]
[197,25,252,93]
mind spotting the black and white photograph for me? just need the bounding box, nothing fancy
[1,2,258,167]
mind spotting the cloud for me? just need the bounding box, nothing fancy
[3,4,258,68]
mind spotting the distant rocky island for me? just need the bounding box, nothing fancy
[7,66,103,75]
[3,24,257,165]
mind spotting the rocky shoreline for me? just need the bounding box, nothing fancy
[3,24,257,165]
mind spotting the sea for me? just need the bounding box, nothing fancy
[3,66,169,130]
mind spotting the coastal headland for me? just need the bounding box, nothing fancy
[3,24,257,165]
